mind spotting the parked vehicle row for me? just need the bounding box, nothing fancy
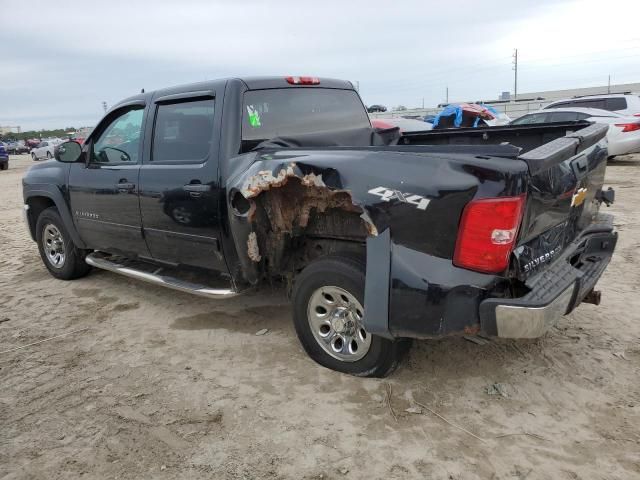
[3,141,30,154]
[511,106,640,158]
[0,143,8,170]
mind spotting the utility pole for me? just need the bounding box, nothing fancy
[512,48,518,101]
[607,75,611,94]
[422,97,424,109]
[355,81,360,92]
[446,86,449,104]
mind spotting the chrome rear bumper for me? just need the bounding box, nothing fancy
[494,285,574,338]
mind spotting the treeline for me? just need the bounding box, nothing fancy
[0,128,77,142]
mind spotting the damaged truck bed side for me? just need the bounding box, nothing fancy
[23,76,617,377]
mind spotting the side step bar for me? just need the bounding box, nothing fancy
[85,252,239,298]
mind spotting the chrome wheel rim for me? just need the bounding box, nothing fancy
[307,286,371,362]
[42,224,66,268]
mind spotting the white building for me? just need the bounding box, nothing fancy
[0,126,21,135]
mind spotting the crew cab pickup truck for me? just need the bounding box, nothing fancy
[22,76,617,377]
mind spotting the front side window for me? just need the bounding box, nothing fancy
[92,108,144,164]
[152,99,215,163]
[547,111,580,122]
[241,88,371,149]
[571,99,606,110]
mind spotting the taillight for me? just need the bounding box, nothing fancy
[614,122,640,132]
[285,76,320,85]
[453,195,526,274]
[633,113,640,117]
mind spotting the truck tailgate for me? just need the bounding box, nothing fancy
[512,123,611,279]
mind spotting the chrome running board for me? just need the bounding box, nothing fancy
[86,252,238,298]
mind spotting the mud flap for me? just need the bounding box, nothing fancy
[363,228,394,339]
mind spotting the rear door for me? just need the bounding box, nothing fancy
[138,90,227,272]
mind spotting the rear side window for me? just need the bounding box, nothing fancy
[605,97,627,111]
[241,88,370,148]
[152,99,215,163]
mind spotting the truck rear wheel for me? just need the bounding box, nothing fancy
[36,207,91,280]
[292,254,410,377]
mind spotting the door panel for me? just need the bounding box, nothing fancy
[68,106,149,257]
[139,96,227,272]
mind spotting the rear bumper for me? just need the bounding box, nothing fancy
[608,135,640,156]
[364,215,617,340]
[479,217,617,338]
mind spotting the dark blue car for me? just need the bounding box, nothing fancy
[0,143,9,170]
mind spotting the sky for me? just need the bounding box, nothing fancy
[1,0,639,130]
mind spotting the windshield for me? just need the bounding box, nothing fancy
[241,88,370,149]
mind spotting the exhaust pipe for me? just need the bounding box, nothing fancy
[583,289,601,306]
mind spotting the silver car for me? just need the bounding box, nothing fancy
[31,140,61,161]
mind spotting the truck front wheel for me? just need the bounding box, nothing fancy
[292,254,410,377]
[36,207,91,280]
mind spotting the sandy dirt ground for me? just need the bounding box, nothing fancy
[1,153,639,480]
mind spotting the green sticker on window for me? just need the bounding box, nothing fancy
[247,105,261,128]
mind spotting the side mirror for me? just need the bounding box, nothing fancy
[55,141,82,163]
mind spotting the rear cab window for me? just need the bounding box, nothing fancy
[241,88,370,151]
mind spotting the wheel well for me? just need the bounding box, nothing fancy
[249,177,368,276]
[26,196,55,239]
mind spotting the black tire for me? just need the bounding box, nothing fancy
[292,254,410,377]
[31,153,37,161]
[607,155,616,161]
[0,162,7,171]
[46,151,52,159]
[36,207,91,280]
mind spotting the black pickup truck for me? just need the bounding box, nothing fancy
[22,76,617,376]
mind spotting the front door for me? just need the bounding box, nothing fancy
[138,94,227,272]
[68,105,149,258]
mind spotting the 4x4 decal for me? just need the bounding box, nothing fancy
[368,186,431,211]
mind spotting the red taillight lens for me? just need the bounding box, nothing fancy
[453,195,526,274]
[633,113,640,117]
[285,76,320,85]
[614,122,640,132]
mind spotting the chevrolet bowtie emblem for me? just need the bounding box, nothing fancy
[571,187,587,207]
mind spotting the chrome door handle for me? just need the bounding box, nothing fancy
[116,182,135,192]
[183,184,211,192]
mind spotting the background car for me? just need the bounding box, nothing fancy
[0,143,8,170]
[432,103,496,129]
[30,139,61,161]
[510,107,640,158]
[6,141,29,154]
[371,117,433,133]
[26,138,41,149]
[367,104,387,113]
[543,94,640,117]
